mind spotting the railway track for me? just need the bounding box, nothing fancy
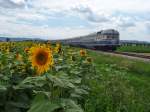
[79,46,150,60]
[107,51,150,60]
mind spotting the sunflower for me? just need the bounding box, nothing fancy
[16,53,22,61]
[5,48,9,54]
[24,48,30,53]
[80,49,86,57]
[55,43,62,54]
[46,41,51,47]
[86,57,92,63]
[29,46,54,75]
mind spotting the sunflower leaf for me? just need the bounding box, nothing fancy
[28,94,61,112]
[15,76,47,89]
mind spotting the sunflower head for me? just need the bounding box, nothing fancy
[5,48,9,54]
[24,48,30,53]
[56,42,61,47]
[86,57,92,63]
[46,41,51,45]
[55,43,62,54]
[16,52,22,61]
[46,41,51,48]
[80,49,86,57]
[29,46,54,75]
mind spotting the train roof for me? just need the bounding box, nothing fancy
[97,29,119,35]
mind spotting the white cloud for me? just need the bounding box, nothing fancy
[0,0,150,41]
[10,0,26,4]
[83,0,150,12]
[0,0,27,8]
[16,12,46,21]
[30,0,150,13]
[0,17,92,39]
[71,5,110,23]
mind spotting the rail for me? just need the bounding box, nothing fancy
[109,51,150,59]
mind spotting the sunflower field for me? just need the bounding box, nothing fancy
[0,41,96,112]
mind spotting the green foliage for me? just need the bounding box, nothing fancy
[1,42,150,112]
[28,94,83,112]
[0,42,94,112]
[85,51,150,112]
[117,45,150,53]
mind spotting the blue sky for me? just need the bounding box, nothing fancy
[0,0,150,41]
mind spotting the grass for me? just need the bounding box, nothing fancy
[84,50,150,112]
[117,45,150,53]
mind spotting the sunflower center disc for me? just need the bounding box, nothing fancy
[36,51,48,65]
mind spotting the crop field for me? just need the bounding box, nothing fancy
[87,51,150,112]
[117,45,150,53]
[0,41,95,112]
[0,41,150,112]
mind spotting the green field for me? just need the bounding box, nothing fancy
[117,45,150,53]
[84,50,150,112]
[1,42,150,112]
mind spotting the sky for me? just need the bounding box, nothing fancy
[0,0,150,41]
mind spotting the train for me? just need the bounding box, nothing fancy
[58,29,120,51]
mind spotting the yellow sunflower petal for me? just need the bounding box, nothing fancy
[29,46,54,75]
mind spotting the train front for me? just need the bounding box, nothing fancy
[94,29,120,50]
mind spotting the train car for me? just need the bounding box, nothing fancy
[61,29,120,51]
